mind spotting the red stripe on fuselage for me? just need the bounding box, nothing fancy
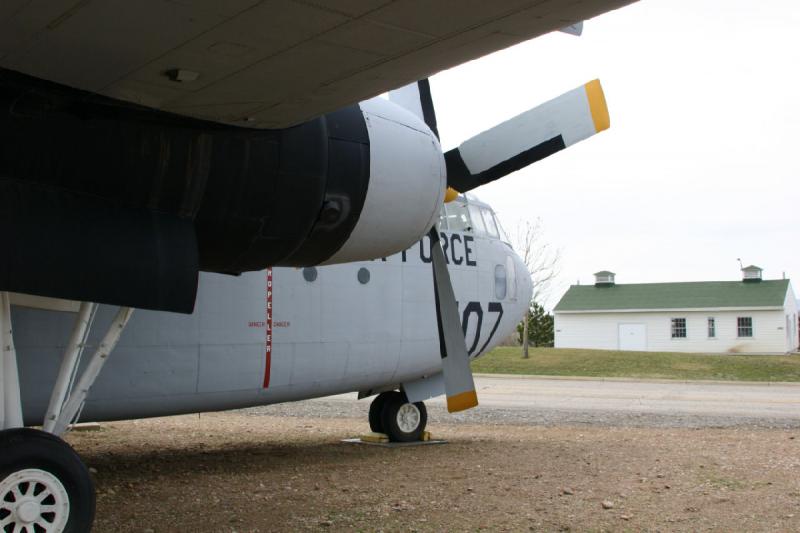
[263,268,272,388]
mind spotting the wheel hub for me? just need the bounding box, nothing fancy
[17,500,41,523]
[396,403,421,433]
[0,468,70,531]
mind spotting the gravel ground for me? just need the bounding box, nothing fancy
[245,397,800,430]
[65,397,800,533]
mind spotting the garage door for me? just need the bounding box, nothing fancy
[618,324,646,351]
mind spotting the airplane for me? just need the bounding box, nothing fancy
[0,1,631,530]
[2,192,531,532]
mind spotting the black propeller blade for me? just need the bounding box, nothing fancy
[390,80,478,412]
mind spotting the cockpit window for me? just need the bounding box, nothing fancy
[467,205,486,236]
[481,207,499,239]
[494,264,507,299]
[444,202,471,232]
[438,204,449,230]
[442,198,509,239]
[495,214,510,243]
[506,255,517,300]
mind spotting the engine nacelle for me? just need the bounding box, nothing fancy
[0,70,445,312]
[321,98,445,264]
[212,97,445,269]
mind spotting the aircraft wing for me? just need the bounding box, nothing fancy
[0,0,633,129]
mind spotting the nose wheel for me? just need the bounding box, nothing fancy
[368,391,428,442]
[0,428,95,533]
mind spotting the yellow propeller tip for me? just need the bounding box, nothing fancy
[584,79,610,133]
[447,390,478,413]
[444,187,460,203]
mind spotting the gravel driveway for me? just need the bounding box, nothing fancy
[244,374,800,429]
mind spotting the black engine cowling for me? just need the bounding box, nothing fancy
[0,69,443,312]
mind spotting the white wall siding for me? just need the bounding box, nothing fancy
[554,313,619,350]
[555,309,790,354]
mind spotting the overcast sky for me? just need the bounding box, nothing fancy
[429,0,799,309]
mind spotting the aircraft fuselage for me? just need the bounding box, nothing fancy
[14,207,530,424]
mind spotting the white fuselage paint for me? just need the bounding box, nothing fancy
[12,219,531,424]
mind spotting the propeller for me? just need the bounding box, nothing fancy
[391,79,477,413]
[428,226,478,412]
[389,77,610,412]
[445,79,609,194]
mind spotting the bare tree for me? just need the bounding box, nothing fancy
[513,218,561,358]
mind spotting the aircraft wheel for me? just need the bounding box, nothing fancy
[0,428,95,533]
[368,391,399,433]
[380,393,428,442]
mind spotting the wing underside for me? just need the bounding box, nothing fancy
[0,0,633,128]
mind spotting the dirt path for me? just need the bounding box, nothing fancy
[67,413,800,532]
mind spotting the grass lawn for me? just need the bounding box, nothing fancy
[471,346,800,382]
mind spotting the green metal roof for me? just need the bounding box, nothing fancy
[554,279,790,312]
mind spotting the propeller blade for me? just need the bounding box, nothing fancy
[391,77,608,413]
[429,226,478,413]
[445,79,610,193]
[391,80,477,411]
[390,79,461,203]
[389,79,439,138]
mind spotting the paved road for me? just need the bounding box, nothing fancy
[466,375,800,418]
[248,375,800,428]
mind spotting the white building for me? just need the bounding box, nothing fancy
[554,267,798,354]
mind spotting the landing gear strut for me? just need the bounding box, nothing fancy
[368,391,428,442]
[1,291,133,532]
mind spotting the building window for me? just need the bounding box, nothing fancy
[707,317,716,338]
[671,318,687,338]
[737,317,753,337]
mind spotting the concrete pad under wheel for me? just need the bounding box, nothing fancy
[70,423,103,432]
[341,438,448,448]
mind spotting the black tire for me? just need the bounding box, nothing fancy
[368,391,400,433]
[0,428,95,533]
[380,393,428,443]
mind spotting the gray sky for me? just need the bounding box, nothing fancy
[430,0,799,309]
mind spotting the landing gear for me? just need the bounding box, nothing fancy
[368,391,393,433]
[368,391,428,442]
[0,428,94,533]
[1,291,133,533]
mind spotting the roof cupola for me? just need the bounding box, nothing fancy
[594,270,615,287]
[741,265,762,282]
